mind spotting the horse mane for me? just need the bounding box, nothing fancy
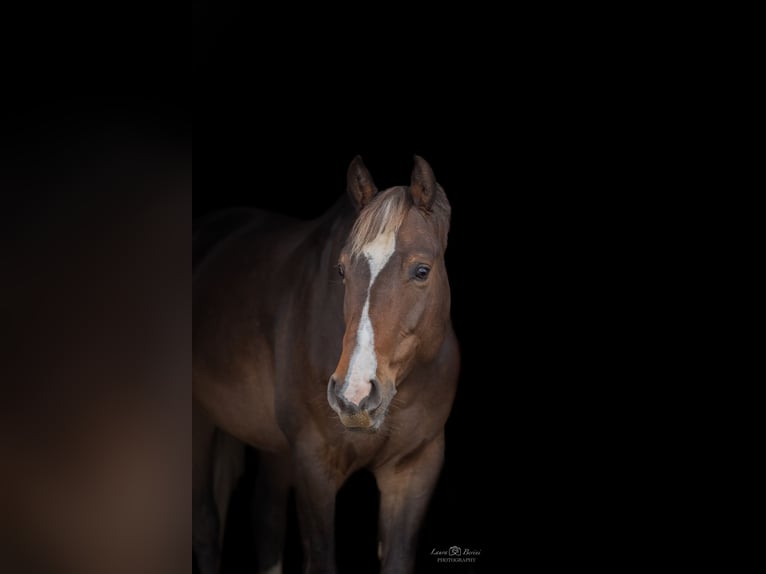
[348,186,451,258]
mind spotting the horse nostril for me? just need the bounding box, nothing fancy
[359,378,382,412]
[327,376,340,409]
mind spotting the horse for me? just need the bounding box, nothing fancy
[193,155,460,574]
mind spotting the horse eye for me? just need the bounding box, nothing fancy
[414,265,430,281]
[337,264,345,278]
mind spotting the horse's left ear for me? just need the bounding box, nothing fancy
[410,155,437,211]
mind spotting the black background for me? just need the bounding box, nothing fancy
[192,3,660,572]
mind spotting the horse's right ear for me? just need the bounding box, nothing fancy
[346,156,377,212]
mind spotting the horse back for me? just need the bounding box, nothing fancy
[194,208,271,271]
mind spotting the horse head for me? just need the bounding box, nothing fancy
[327,156,452,431]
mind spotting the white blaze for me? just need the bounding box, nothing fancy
[342,229,396,405]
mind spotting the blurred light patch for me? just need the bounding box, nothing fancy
[0,117,190,574]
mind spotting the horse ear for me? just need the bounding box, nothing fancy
[346,155,377,212]
[409,155,437,211]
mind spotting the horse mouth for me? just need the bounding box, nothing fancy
[338,411,381,432]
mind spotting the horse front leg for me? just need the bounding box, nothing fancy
[252,452,292,574]
[374,433,445,574]
[293,441,340,574]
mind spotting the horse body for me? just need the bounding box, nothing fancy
[193,157,459,574]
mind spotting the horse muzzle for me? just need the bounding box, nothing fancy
[327,376,389,431]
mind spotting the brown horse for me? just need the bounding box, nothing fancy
[193,156,460,574]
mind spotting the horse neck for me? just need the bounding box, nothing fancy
[316,194,356,270]
[298,197,356,367]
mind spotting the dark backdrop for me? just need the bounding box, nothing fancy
[193,3,665,573]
